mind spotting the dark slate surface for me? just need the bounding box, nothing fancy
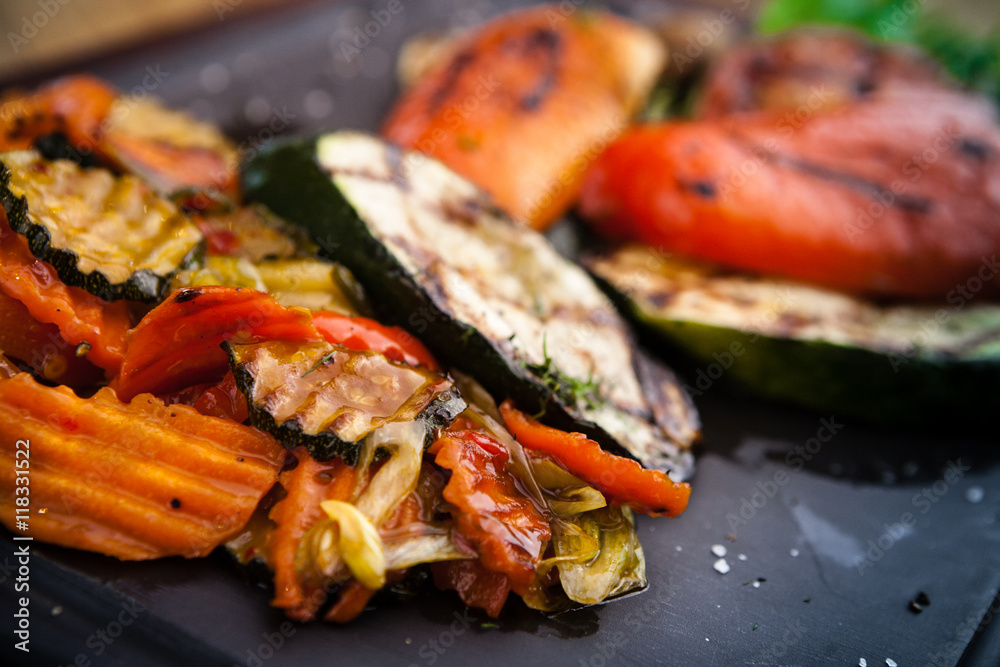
[2,1,1000,665]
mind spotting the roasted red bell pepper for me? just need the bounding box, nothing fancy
[311,311,438,369]
[193,371,249,422]
[500,401,691,518]
[115,286,321,401]
[431,559,512,619]
[268,449,357,621]
[429,429,550,595]
[0,210,131,374]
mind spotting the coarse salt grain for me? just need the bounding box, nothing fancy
[713,558,730,574]
[711,544,727,558]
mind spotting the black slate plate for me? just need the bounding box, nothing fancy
[2,1,1000,665]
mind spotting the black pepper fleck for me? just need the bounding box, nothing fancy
[170,498,181,509]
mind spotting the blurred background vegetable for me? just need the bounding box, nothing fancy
[757,0,1000,105]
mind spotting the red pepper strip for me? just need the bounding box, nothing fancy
[311,311,439,370]
[0,288,104,387]
[499,401,691,518]
[0,210,131,374]
[193,371,249,422]
[115,286,321,402]
[428,430,550,595]
[268,449,357,621]
[324,580,377,624]
[430,559,512,619]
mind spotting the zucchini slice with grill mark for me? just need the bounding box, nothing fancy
[586,243,1000,428]
[0,150,203,302]
[242,132,699,479]
[226,339,466,464]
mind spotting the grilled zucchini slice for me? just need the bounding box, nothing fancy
[226,339,466,463]
[587,243,1000,428]
[242,132,699,479]
[0,150,203,302]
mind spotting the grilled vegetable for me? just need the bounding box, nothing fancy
[0,206,131,374]
[0,289,103,387]
[264,449,358,621]
[170,255,362,315]
[429,428,552,597]
[226,338,465,463]
[192,204,315,261]
[115,286,321,401]
[578,33,1000,300]
[381,5,666,229]
[500,401,690,518]
[587,243,1000,427]
[0,75,239,199]
[551,505,645,606]
[0,372,286,560]
[242,131,699,479]
[1,150,203,302]
[698,28,950,118]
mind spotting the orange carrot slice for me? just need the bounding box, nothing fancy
[0,373,286,559]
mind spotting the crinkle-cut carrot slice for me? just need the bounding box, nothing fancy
[0,373,286,560]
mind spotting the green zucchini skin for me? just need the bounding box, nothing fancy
[242,133,698,479]
[226,340,466,464]
[587,244,1000,429]
[0,151,203,303]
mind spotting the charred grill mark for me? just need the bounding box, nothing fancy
[385,233,437,270]
[429,50,476,114]
[384,143,409,191]
[432,195,486,229]
[648,291,675,308]
[173,287,202,303]
[958,137,991,162]
[679,180,717,199]
[513,28,561,112]
[853,78,876,97]
[772,153,934,214]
